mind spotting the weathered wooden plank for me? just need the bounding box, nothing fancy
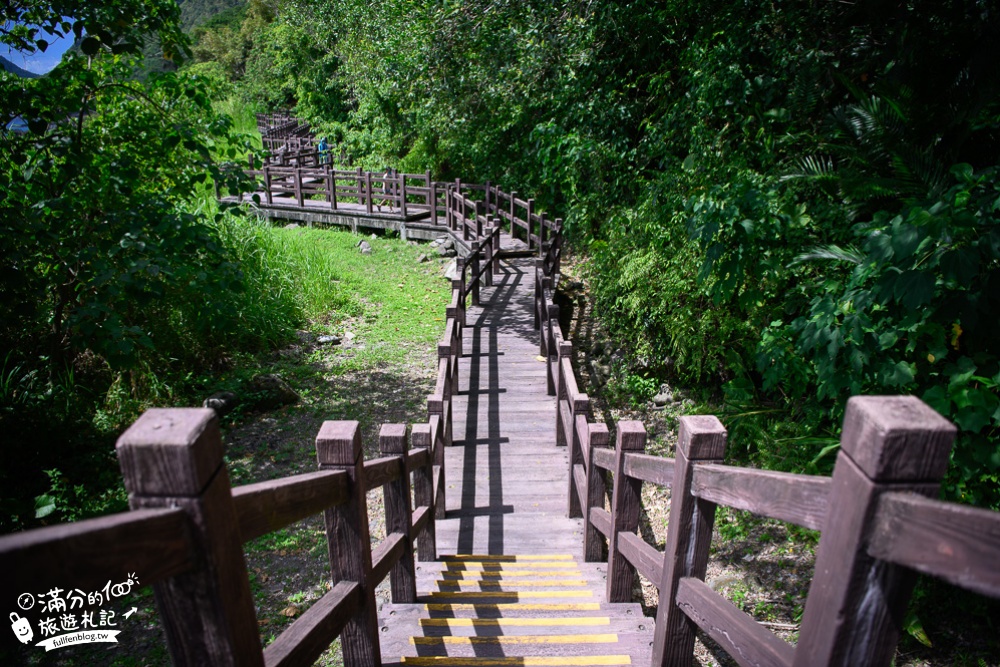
[316,421,380,666]
[0,508,194,602]
[117,408,263,666]
[406,447,430,473]
[573,463,587,515]
[623,452,674,488]
[381,424,416,603]
[676,577,794,667]
[263,581,360,667]
[617,531,663,586]
[868,491,1000,599]
[363,455,403,491]
[411,505,431,539]
[590,508,612,538]
[607,422,646,602]
[592,447,616,472]
[794,397,956,667]
[652,415,727,667]
[371,532,407,587]
[232,470,348,542]
[690,464,830,531]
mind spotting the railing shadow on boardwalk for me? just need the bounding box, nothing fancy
[1,118,999,667]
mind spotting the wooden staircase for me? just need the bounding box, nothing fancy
[379,554,654,666]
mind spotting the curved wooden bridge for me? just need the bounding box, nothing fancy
[2,117,1000,667]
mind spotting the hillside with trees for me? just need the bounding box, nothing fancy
[189,0,1000,509]
[2,0,998,664]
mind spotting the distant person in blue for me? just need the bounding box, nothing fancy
[317,137,329,164]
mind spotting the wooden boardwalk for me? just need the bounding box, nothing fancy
[378,255,655,666]
[439,256,578,555]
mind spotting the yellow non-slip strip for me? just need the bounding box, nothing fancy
[420,617,611,627]
[412,633,618,645]
[439,571,584,580]
[401,657,631,666]
[444,554,576,562]
[424,603,602,612]
[444,562,579,571]
[437,580,589,588]
[426,591,592,599]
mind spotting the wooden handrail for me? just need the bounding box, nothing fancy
[530,236,999,666]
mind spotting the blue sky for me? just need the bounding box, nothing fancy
[2,24,75,75]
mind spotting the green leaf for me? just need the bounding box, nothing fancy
[891,224,920,260]
[940,247,979,284]
[34,494,57,519]
[904,610,932,648]
[893,270,935,309]
[880,360,915,387]
[81,36,101,56]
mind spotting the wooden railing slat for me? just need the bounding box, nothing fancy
[690,464,830,531]
[868,491,1000,598]
[590,507,613,538]
[676,577,794,667]
[370,532,407,587]
[263,581,360,667]
[623,452,675,488]
[233,470,348,542]
[0,508,194,603]
[616,531,663,585]
[592,446,616,471]
[412,505,431,537]
[363,455,403,491]
[573,464,587,515]
[406,447,430,473]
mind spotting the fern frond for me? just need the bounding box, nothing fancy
[789,244,864,267]
[780,155,836,182]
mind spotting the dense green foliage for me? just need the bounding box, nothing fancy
[0,0,354,530]
[186,0,1000,508]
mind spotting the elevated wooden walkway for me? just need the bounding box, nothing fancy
[3,159,998,667]
[378,257,655,665]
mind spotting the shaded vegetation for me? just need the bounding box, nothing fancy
[186,0,1000,510]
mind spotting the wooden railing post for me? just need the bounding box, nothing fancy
[263,167,273,205]
[510,190,518,240]
[539,212,549,252]
[294,167,304,207]
[356,167,364,207]
[607,421,647,602]
[566,385,589,519]
[316,421,380,666]
[325,165,336,209]
[400,172,408,217]
[364,171,373,214]
[526,198,535,250]
[483,218,494,286]
[430,180,438,225]
[471,241,481,306]
[554,220,563,274]
[380,424,417,603]
[584,423,610,562]
[484,180,491,216]
[454,179,462,235]
[410,424,438,559]
[116,409,263,666]
[793,397,956,667]
[492,216,501,275]
[652,415,727,666]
